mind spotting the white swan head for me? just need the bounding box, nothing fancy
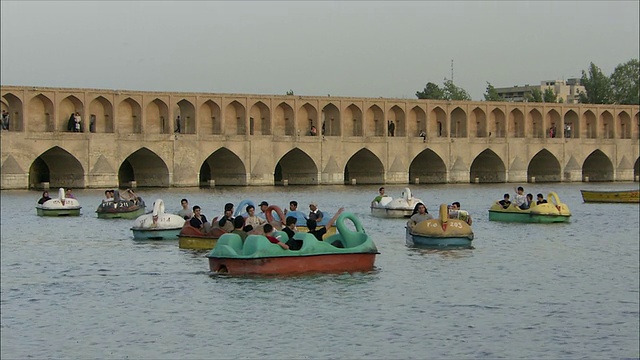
[58,187,66,200]
[402,188,412,201]
[152,199,165,217]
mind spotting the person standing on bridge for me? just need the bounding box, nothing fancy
[388,121,395,136]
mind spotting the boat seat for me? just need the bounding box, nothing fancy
[215,233,244,255]
[242,235,279,256]
[273,231,288,243]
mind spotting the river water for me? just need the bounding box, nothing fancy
[1,183,639,359]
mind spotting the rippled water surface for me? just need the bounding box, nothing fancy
[2,183,639,359]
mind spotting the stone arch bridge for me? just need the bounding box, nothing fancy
[1,85,638,189]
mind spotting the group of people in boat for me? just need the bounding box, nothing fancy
[101,189,142,207]
[406,200,473,230]
[38,188,76,204]
[495,186,548,210]
[177,198,344,250]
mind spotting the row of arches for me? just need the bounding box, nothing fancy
[25,146,640,189]
[2,91,638,140]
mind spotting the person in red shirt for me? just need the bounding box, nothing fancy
[263,223,289,250]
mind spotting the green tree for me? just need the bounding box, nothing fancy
[579,62,613,104]
[416,82,445,100]
[610,58,639,105]
[543,88,557,103]
[442,79,471,101]
[483,82,504,101]
[525,88,543,102]
[286,89,294,95]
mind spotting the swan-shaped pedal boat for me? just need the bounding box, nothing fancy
[207,212,379,275]
[131,199,185,240]
[36,188,81,216]
[488,192,571,223]
[371,187,423,218]
[406,204,474,248]
[96,189,146,219]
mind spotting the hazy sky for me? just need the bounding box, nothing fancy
[1,1,638,100]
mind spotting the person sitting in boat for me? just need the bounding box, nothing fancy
[372,187,391,206]
[65,188,76,199]
[536,193,548,205]
[263,223,289,250]
[38,191,51,204]
[306,208,345,247]
[526,193,534,209]
[102,190,114,203]
[496,193,511,209]
[513,186,529,210]
[448,201,472,225]
[245,204,267,229]
[218,203,235,232]
[231,216,249,242]
[177,198,193,220]
[407,203,433,230]
[308,202,324,223]
[284,200,298,215]
[283,216,302,250]
[190,206,211,233]
[257,201,270,218]
[120,189,140,205]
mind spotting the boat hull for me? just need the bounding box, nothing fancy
[178,236,219,250]
[208,253,377,275]
[580,190,639,203]
[97,207,145,219]
[370,207,412,218]
[488,210,570,223]
[405,228,473,248]
[36,207,81,217]
[131,228,181,240]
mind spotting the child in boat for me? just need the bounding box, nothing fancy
[496,194,511,209]
[536,193,548,205]
[263,223,289,250]
[513,186,528,210]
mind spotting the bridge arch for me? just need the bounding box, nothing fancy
[176,99,196,134]
[529,109,543,138]
[583,110,597,139]
[29,146,84,189]
[600,110,614,139]
[344,148,384,184]
[408,106,425,138]
[117,98,142,134]
[409,149,447,183]
[118,147,169,187]
[88,96,113,133]
[322,103,341,136]
[564,110,579,139]
[274,102,294,136]
[364,104,383,137]
[199,147,246,186]
[58,95,84,132]
[527,149,561,182]
[2,92,23,131]
[225,100,246,136]
[509,108,524,138]
[582,149,613,182]
[274,148,318,185]
[450,107,467,138]
[146,98,170,134]
[430,106,446,137]
[199,100,221,135]
[249,101,270,135]
[345,104,363,137]
[546,109,561,138]
[389,105,405,136]
[28,94,54,132]
[490,108,506,138]
[470,149,506,183]
[297,103,318,136]
[617,111,631,139]
[470,107,486,138]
